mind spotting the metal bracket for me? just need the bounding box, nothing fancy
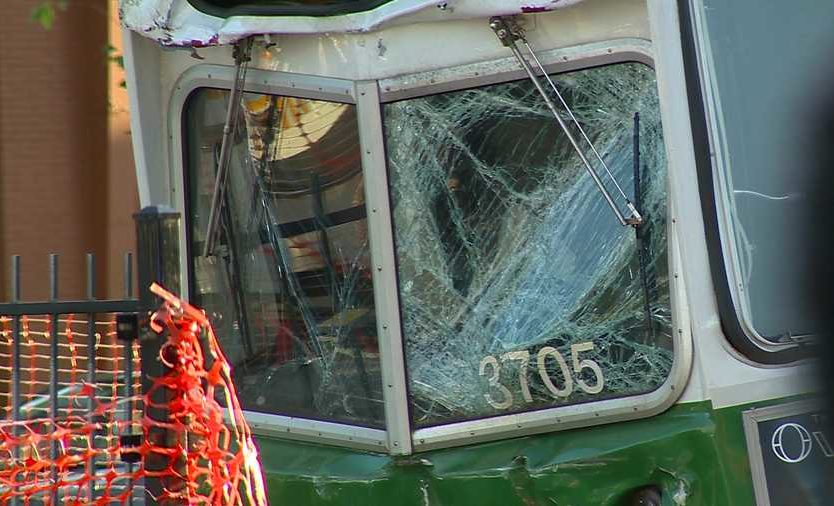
[489,16,643,227]
[203,37,255,257]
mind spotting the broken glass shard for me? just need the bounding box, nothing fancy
[383,62,673,427]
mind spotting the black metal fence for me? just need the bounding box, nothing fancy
[0,251,141,504]
[0,207,185,505]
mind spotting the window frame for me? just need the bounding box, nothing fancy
[170,65,391,452]
[677,0,809,364]
[169,38,693,454]
[379,39,692,451]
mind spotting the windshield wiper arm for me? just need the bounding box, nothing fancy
[490,16,642,227]
[202,38,254,257]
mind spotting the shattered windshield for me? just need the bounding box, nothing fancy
[383,62,672,427]
[185,90,384,427]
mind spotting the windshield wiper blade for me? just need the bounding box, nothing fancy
[633,112,656,344]
[490,16,642,227]
[203,38,254,257]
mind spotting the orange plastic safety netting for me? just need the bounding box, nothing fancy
[0,283,267,505]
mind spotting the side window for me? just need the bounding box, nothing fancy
[685,0,833,354]
[383,62,672,427]
[184,90,384,427]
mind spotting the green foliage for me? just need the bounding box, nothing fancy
[31,0,69,30]
[31,1,129,91]
[105,44,126,69]
[104,44,127,88]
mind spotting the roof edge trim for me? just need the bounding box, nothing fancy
[120,0,585,47]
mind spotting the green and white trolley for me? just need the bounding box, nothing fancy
[120,0,833,504]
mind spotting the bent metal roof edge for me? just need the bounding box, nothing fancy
[119,0,585,47]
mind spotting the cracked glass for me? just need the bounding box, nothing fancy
[383,62,673,427]
[185,89,384,428]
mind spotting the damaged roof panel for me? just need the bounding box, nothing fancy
[120,0,585,46]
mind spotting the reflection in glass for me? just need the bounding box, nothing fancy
[384,63,673,427]
[697,0,833,340]
[185,89,383,427]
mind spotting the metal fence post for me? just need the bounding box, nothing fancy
[134,206,183,505]
[123,252,137,506]
[85,253,99,501]
[10,256,21,506]
[49,254,59,505]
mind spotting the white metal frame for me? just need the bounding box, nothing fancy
[379,39,654,102]
[356,81,414,455]
[382,39,692,451]
[166,39,694,454]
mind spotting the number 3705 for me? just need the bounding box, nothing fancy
[479,342,604,410]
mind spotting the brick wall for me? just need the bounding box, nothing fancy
[0,0,138,301]
[0,0,139,408]
[106,0,140,298]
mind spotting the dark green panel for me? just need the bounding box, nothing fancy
[187,0,395,18]
[254,400,805,505]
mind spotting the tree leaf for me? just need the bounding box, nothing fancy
[32,3,56,30]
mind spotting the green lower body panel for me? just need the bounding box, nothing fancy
[256,400,782,505]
